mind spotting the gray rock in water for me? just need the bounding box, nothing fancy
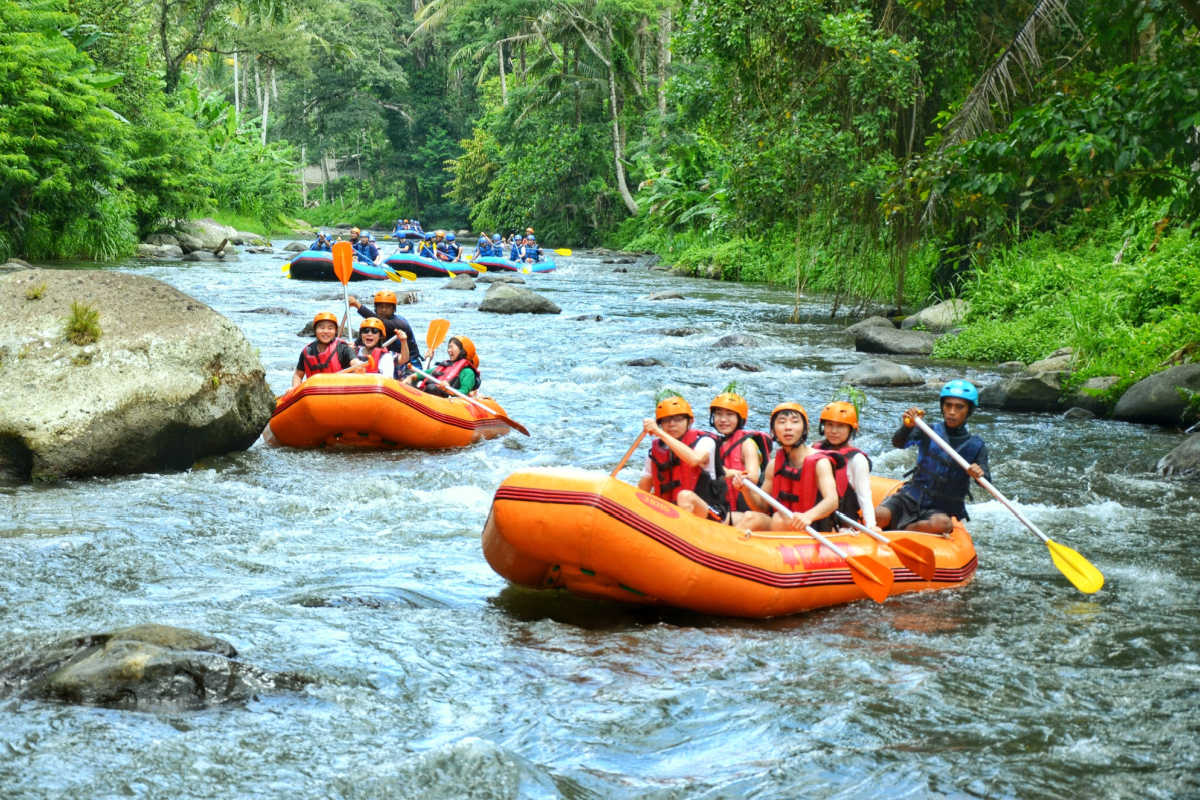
[613,267,628,273]
[245,246,274,254]
[283,241,307,252]
[660,327,702,337]
[855,326,937,355]
[136,243,184,259]
[845,316,895,336]
[901,299,969,332]
[1157,434,1200,476]
[1113,364,1200,426]
[1062,407,1096,420]
[647,291,685,301]
[0,270,273,480]
[476,273,525,285]
[143,233,179,247]
[715,333,758,348]
[1,624,307,711]
[479,284,560,314]
[1028,347,1074,374]
[980,372,1065,412]
[178,218,240,252]
[1066,375,1119,415]
[217,250,239,262]
[717,360,762,372]
[244,307,297,316]
[842,358,924,387]
[627,357,664,367]
[572,314,604,322]
[182,250,219,261]
[443,276,476,290]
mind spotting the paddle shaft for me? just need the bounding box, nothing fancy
[834,511,889,543]
[741,481,853,560]
[409,365,529,436]
[910,416,1050,545]
[611,430,648,477]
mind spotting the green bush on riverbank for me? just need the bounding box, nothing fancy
[933,207,1200,404]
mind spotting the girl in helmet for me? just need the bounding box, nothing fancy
[637,393,727,520]
[708,387,772,524]
[409,335,480,396]
[352,317,396,378]
[291,311,363,389]
[813,401,878,530]
[348,290,419,373]
[875,379,990,534]
[731,402,839,532]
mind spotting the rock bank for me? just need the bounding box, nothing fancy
[0,269,274,480]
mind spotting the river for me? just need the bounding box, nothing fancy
[0,245,1196,799]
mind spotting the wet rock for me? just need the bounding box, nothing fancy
[647,291,684,301]
[217,250,240,262]
[999,360,1026,370]
[283,241,307,252]
[1113,364,1200,426]
[854,327,937,355]
[182,250,219,261]
[1157,434,1200,477]
[0,270,273,480]
[1066,375,1119,415]
[613,267,628,273]
[443,276,476,290]
[660,327,702,337]
[980,371,1065,412]
[641,254,661,269]
[230,230,268,247]
[244,307,298,316]
[627,357,664,367]
[715,333,758,348]
[1028,347,1074,373]
[842,358,924,387]
[717,360,762,372]
[901,299,969,332]
[1,624,307,711]
[845,316,895,336]
[479,284,560,314]
[399,291,419,305]
[572,314,604,322]
[245,246,274,254]
[136,243,183,259]
[2,258,35,274]
[476,273,525,284]
[143,233,179,247]
[174,218,241,253]
[1063,407,1096,420]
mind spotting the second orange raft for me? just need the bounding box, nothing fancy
[483,470,977,617]
[267,373,511,449]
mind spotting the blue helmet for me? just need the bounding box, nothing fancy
[940,379,979,409]
[492,234,501,243]
[446,233,456,242]
[424,232,434,240]
[528,235,536,242]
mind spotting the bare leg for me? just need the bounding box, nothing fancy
[905,513,953,535]
[735,511,772,531]
[675,489,712,520]
[874,504,892,529]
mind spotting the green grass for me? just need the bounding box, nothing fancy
[208,208,299,237]
[64,302,101,345]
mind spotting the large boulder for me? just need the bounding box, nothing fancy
[1066,375,1120,415]
[845,316,895,337]
[1112,364,1200,426]
[136,243,184,259]
[901,299,969,332]
[0,269,273,480]
[443,276,476,290]
[177,218,239,252]
[980,371,1065,412]
[0,624,307,711]
[476,273,525,285]
[855,326,937,355]
[478,283,561,314]
[842,358,924,387]
[1157,434,1200,477]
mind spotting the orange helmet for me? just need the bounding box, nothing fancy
[655,395,693,422]
[373,290,398,306]
[350,227,361,236]
[451,335,478,368]
[313,311,338,328]
[770,402,809,442]
[360,317,386,336]
[819,401,858,431]
[710,392,748,427]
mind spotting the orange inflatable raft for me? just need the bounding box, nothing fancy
[267,373,511,449]
[483,470,977,617]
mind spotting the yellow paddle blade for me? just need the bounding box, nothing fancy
[1047,539,1104,594]
[553,247,572,256]
[425,318,450,352]
[520,265,532,274]
[474,262,487,272]
[281,263,291,274]
[398,270,416,281]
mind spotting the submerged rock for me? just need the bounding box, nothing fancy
[854,326,937,355]
[717,360,762,372]
[443,276,476,291]
[0,624,308,711]
[1157,434,1200,477]
[627,357,664,367]
[842,358,924,387]
[476,273,525,285]
[479,284,560,314]
[0,270,273,480]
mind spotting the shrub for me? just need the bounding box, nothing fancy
[64,302,101,345]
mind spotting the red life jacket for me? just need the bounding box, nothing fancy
[649,428,717,504]
[301,340,344,377]
[361,346,388,375]
[771,448,840,517]
[420,358,480,394]
[716,429,772,511]
[814,443,871,523]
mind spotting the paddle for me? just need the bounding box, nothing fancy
[382,268,417,283]
[282,262,291,277]
[741,480,894,603]
[834,511,937,582]
[910,415,1103,594]
[424,318,450,370]
[331,241,355,340]
[611,430,648,478]
[409,365,530,436]
[552,248,572,256]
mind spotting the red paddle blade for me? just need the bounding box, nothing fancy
[847,555,895,603]
[500,414,530,436]
[331,241,354,284]
[891,537,937,581]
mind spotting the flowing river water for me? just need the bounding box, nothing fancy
[1,245,1197,799]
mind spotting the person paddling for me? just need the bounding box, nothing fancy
[637,393,727,520]
[708,386,771,525]
[813,401,878,530]
[352,317,398,378]
[347,290,420,374]
[291,312,362,389]
[875,380,990,534]
[732,402,838,532]
[407,335,480,396]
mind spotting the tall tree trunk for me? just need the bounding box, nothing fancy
[497,40,507,105]
[657,8,671,120]
[232,52,240,119]
[608,64,638,215]
[260,64,271,146]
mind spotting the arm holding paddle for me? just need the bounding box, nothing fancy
[407,365,529,436]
